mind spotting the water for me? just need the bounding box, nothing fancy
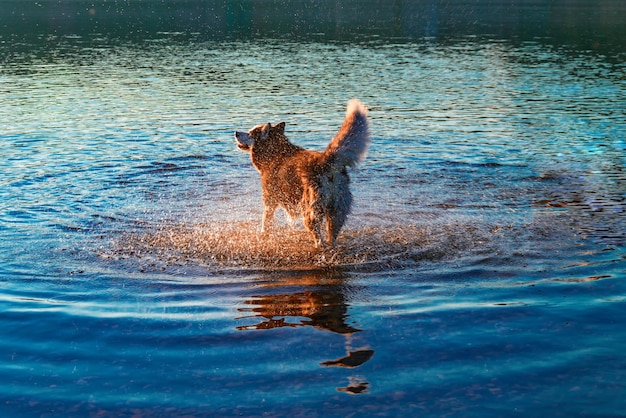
[1,1,625,416]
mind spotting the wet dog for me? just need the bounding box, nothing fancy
[234,99,370,247]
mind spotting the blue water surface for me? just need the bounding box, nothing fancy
[1,1,625,416]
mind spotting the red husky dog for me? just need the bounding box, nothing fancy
[234,99,370,248]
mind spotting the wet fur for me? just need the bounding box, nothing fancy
[234,100,370,247]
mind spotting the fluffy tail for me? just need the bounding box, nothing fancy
[324,99,370,168]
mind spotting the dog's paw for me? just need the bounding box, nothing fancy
[259,225,275,238]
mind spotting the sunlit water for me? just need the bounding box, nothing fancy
[1,1,626,416]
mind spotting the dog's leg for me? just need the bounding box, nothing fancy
[326,214,341,248]
[303,198,324,247]
[304,210,323,248]
[326,177,352,247]
[302,186,325,247]
[261,203,277,234]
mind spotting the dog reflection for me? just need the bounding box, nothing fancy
[236,274,358,334]
[236,269,374,394]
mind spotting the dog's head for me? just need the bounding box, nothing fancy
[234,122,286,153]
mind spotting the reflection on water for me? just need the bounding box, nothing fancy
[237,270,358,333]
[237,269,374,394]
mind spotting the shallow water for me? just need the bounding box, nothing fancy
[1,1,626,416]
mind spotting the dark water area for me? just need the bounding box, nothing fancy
[1,1,626,417]
[2,0,626,47]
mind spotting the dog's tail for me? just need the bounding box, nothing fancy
[324,99,370,169]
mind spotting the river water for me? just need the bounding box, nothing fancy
[1,1,625,416]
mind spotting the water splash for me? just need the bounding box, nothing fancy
[104,218,510,273]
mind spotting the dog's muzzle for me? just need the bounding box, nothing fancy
[234,131,253,151]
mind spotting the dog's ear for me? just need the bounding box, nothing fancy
[261,123,272,139]
[274,122,286,134]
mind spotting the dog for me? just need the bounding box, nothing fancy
[234,99,370,248]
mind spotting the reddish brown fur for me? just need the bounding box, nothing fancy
[235,100,369,247]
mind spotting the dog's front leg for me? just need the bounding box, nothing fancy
[261,204,277,234]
